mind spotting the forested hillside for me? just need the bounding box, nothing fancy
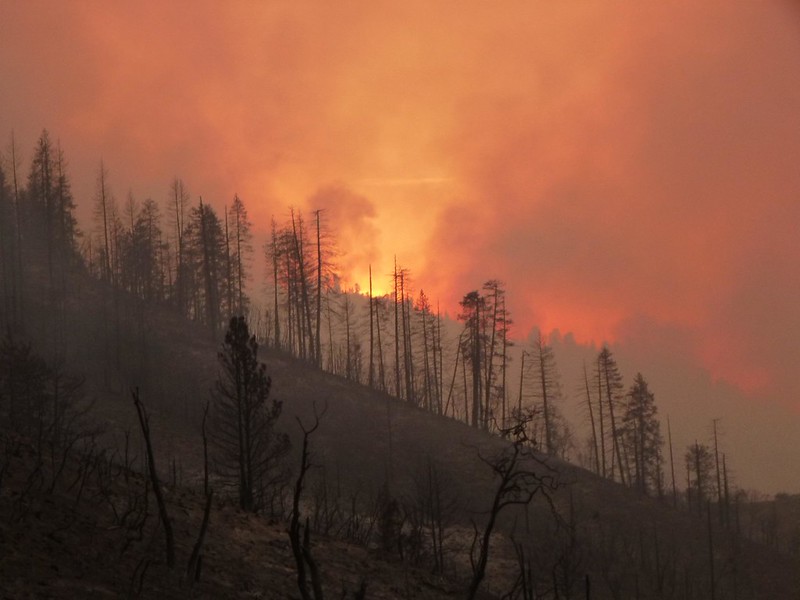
[1,131,798,598]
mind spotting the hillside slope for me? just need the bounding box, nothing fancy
[3,268,799,599]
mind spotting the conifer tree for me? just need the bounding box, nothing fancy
[459,290,485,428]
[228,194,252,317]
[135,198,165,302]
[202,200,225,333]
[621,373,662,494]
[211,316,289,512]
[52,142,78,261]
[24,132,78,283]
[597,346,626,484]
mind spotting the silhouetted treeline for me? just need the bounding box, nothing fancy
[84,171,253,335]
[0,129,746,521]
[2,129,798,599]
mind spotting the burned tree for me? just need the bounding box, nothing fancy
[481,280,511,431]
[686,441,715,517]
[289,403,327,600]
[131,387,175,568]
[467,409,560,600]
[525,331,569,457]
[169,178,190,314]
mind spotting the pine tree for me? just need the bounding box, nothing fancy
[211,316,290,512]
[228,194,252,317]
[183,199,225,333]
[25,132,78,282]
[201,200,225,333]
[621,373,662,495]
[135,198,165,302]
[596,346,626,484]
[458,290,485,428]
[52,142,79,261]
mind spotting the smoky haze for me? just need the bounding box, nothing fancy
[2,1,800,492]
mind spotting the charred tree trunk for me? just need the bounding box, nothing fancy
[132,388,174,568]
[368,265,374,388]
[289,407,326,600]
[584,362,600,475]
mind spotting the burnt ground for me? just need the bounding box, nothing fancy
[3,270,799,599]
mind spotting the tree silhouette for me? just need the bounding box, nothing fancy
[0,161,15,329]
[227,194,252,318]
[467,409,560,600]
[621,373,662,495]
[686,441,715,517]
[211,315,289,512]
[459,290,485,428]
[597,346,626,483]
[169,177,190,314]
[527,331,568,456]
[92,160,116,283]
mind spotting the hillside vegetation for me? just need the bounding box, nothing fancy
[1,131,798,598]
[0,264,797,599]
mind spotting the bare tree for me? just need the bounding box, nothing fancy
[712,419,725,526]
[314,209,324,367]
[393,258,402,399]
[527,331,568,456]
[131,387,174,568]
[482,280,503,429]
[417,290,434,412]
[268,217,281,349]
[467,410,560,600]
[686,441,715,517]
[94,161,115,282]
[289,403,327,600]
[399,268,415,405]
[368,265,375,388]
[0,161,15,329]
[5,132,25,329]
[408,455,458,574]
[667,415,678,507]
[582,361,601,475]
[169,178,189,313]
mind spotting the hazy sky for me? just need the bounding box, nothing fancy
[2,1,800,492]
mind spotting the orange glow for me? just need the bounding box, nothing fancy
[2,0,800,414]
[340,267,393,299]
[699,340,772,396]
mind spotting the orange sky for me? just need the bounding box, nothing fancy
[3,1,800,491]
